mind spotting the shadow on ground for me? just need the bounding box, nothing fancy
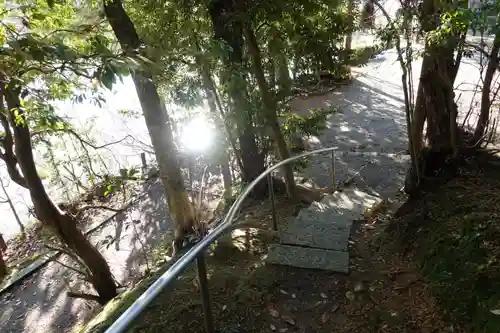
[289,76,411,197]
[0,50,415,333]
[0,180,174,333]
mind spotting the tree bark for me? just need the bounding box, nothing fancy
[208,0,266,194]
[268,26,292,95]
[0,95,28,189]
[404,0,461,194]
[243,23,297,201]
[0,247,6,281]
[1,85,117,304]
[345,0,355,51]
[472,33,500,144]
[103,0,196,251]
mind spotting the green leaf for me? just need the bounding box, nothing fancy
[100,66,116,90]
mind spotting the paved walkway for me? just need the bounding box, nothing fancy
[0,181,173,333]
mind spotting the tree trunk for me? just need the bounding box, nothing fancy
[268,26,292,95]
[208,0,266,195]
[472,33,500,144]
[405,0,460,194]
[0,178,25,235]
[191,35,239,199]
[103,0,196,251]
[345,0,356,51]
[2,86,117,304]
[243,24,297,201]
[0,247,6,281]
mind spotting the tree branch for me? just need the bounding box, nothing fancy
[54,259,88,277]
[67,291,101,302]
[32,128,131,150]
[77,204,125,213]
[0,93,28,188]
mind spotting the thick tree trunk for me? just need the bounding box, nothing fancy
[243,24,297,201]
[103,0,196,251]
[2,87,117,304]
[405,0,460,194]
[208,0,266,194]
[472,33,500,144]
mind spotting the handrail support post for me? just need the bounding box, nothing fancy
[331,150,336,193]
[268,173,278,231]
[196,254,215,333]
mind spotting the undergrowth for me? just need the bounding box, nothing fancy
[386,150,500,332]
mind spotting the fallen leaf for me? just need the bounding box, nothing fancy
[315,300,323,307]
[320,313,329,324]
[354,282,365,292]
[269,308,280,318]
[280,289,289,295]
[281,316,295,326]
[331,304,340,313]
[320,292,327,299]
[270,324,277,331]
[291,293,296,299]
[222,305,227,311]
[491,309,500,315]
[279,329,288,333]
[345,291,355,300]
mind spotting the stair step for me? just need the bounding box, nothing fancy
[266,244,349,273]
[280,220,350,251]
[320,187,383,220]
[296,207,353,230]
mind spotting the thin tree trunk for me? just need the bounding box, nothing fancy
[103,0,196,251]
[243,24,297,200]
[472,32,500,144]
[0,178,25,235]
[2,85,117,304]
[268,26,292,96]
[0,248,6,281]
[191,32,240,198]
[208,0,266,195]
[345,0,355,51]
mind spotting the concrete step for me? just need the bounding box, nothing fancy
[320,187,383,220]
[279,216,350,251]
[266,244,349,273]
[295,205,354,230]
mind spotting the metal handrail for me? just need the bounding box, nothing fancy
[104,146,339,333]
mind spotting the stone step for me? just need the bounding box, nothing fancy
[266,244,349,273]
[320,187,383,220]
[279,218,350,251]
[295,206,353,230]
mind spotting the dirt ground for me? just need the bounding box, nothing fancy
[111,194,458,333]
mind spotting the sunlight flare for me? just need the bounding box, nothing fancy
[180,116,214,152]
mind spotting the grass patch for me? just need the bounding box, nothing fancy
[385,150,500,332]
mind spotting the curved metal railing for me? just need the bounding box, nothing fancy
[104,146,339,333]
